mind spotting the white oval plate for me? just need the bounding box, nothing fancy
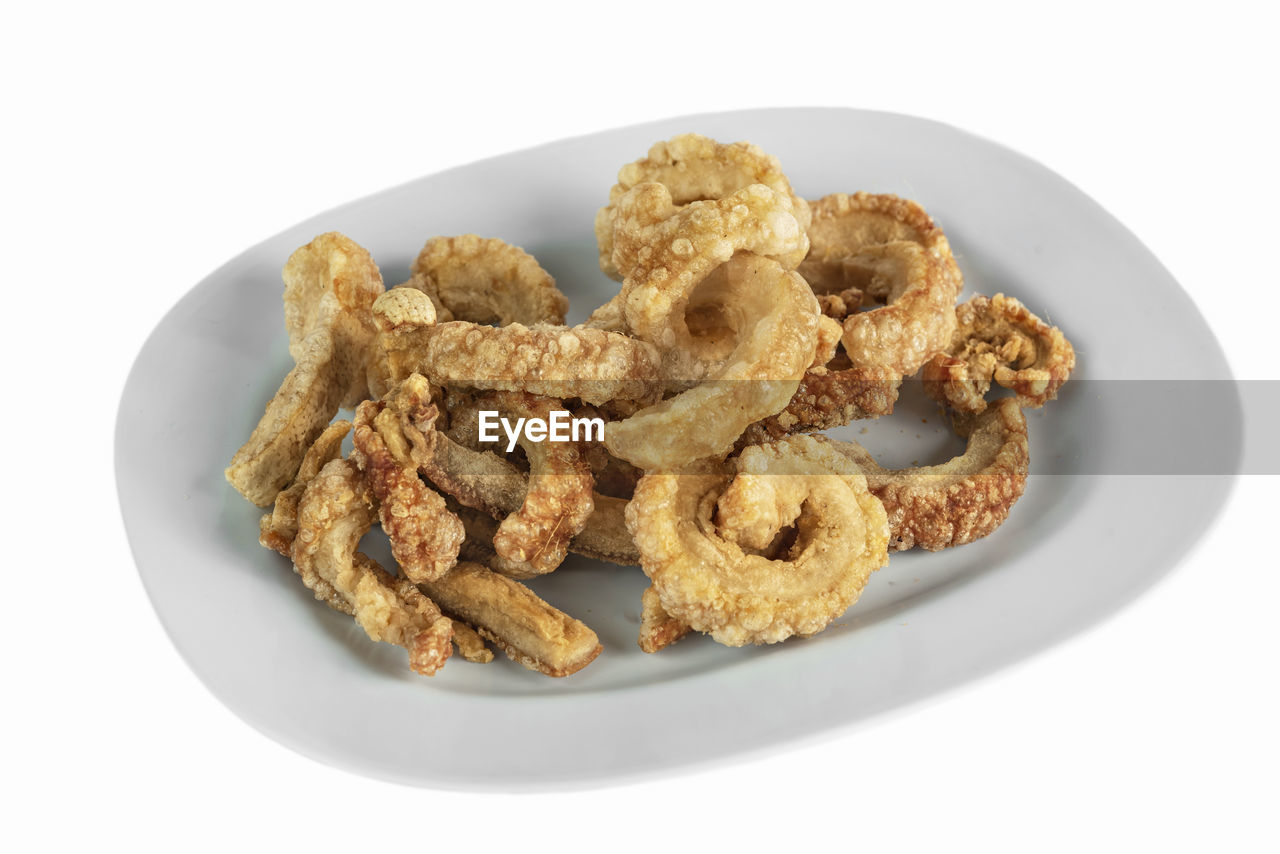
[116,108,1239,789]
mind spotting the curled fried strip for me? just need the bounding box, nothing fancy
[416,561,601,677]
[605,255,820,470]
[626,436,890,646]
[828,397,1030,551]
[260,420,352,558]
[837,241,959,378]
[596,133,811,280]
[292,458,453,675]
[402,234,568,325]
[639,586,690,654]
[351,394,462,583]
[373,288,662,406]
[922,293,1075,413]
[415,423,639,566]
[474,391,595,576]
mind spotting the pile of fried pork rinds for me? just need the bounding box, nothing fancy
[226,133,1075,677]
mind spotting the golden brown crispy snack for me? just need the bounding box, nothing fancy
[260,419,352,558]
[837,241,959,378]
[416,561,601,677]
[283,231,386,408]
[922,293,1075,413]
[626,436,890,646]
[292,458,453,676]
[638,586,690,653]
[828,397,1030,551]
[476,391,596,576]
[605,255,821,470]
[401,234,568,326]
[351,394,462,583]
[226,327,358,506]
[800,192,961,295]
[448,617,494,664]
[596,133,811,281]
[615,183,809,358]
[227,234,385,506]
[373,288,662,406]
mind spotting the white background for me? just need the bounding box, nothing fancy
[5,2,1277,851]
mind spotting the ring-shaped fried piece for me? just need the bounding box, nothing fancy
[596,133,811,280]
[616,183,809,356]
[799,192,962,295]
[922,293,1075,412]
[604,255,820,470]
[828,397,1030,551]
[401,234,568,326]
[626,435,890,646]
[837,241,959,378]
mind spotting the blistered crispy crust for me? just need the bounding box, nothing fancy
[922,293,1075,413]
[373,288,662,406]
[605,256,821,470]
[829,397,1030,551]
[225,326,357,506]
[595,133,811,280]
[799,192,962,294]
[292,458,453,675]
[477,392,595,576]
[416,561,602,677]
[351,395,462,583]
[260,420,352,558]
[837,241,959,378]
[615,183,809,352]
[626,436,890,646]
[282,231,386,407]
[402,234,568,326]
[741,365,901,444]
[448,617,494,663]
[638,586,690,653]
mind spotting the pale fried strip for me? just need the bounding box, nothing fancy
[416,561,601,677]
[226,326,354,506]
[292,458,453,675]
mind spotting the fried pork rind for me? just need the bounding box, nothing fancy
[392,375,599,576]
[638,586,690,653]
[416,561,602,677]
[260,420,352,558]
[828,397,1030,551]
[626,435,890,646]
[595,133,811,281]
[373,288,662,406]
[604,254,821,470]
[401,234,568,326]
[292,458,453,676]
[922,293,1075,413]
[282,232,386,408]
[615,183,809,358]
[799,192,962,295]
[226,233,385,506]
[351,392,462,583]
[471,391,595,576]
